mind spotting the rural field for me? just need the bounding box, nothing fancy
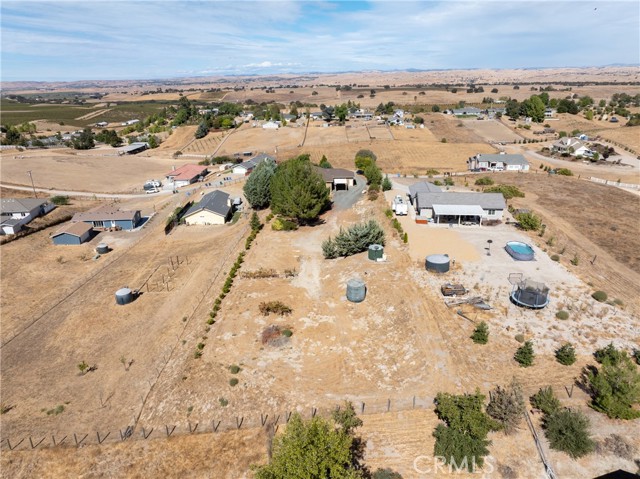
[1,67,640,478]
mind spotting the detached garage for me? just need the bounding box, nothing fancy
[52,222,94,245]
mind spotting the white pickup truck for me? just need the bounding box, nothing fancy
[392,195,408,216]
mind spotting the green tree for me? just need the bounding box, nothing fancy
[471,322,489,344]
[335,104,348,122]
[195,121,209,139]
[525,95,546,122]
[322,220,385,259]
[253,413,364,479]
[148,135,159,149]
[556,343,577,366]
[319,155,332,169]
[363,163,382,186]
[514,341,535,367]
[432,391,500,472]
[72,127,95,150]
[2,125,24,145]
[530,387,561,415]
[270,155,329,223]
[381,175,392,192]
[243,158,277,209]
[486,380,525,434]
[431,105,440,112]
[587,349,640,419]
[332,401,363,435]
[516,212,542,231]
[544,409,594,458]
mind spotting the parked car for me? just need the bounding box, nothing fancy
[145,188,159,194]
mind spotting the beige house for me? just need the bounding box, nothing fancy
[183,190,232,226]
[315,167,356,191]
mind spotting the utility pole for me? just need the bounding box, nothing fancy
[27,170,37,198]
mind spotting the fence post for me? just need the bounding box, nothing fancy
[387,399,391,412]
[236,417,244,430]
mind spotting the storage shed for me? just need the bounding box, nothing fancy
[52,222,93,245]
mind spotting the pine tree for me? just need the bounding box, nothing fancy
[243,158,277,209]
[514,341,535,367]
[555,343,576,366]
[270,155,329,223]
[381,175,392,191]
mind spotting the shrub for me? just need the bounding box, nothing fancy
[229,378,239,387]
[550,254,560,262]
[591,291,608,302]
[544,409,594,458]
[486,380,525,435]
[372,468,403,479]
[516,212,542,231]
[474,177,494,186]
[594,343,625,366]
[514,341,535,367]
[402,232,408,243]
[282,329,293,337]
[322,220,385,259]
[514,333,525,343]
[555,310,569,320]
[219,397,229,407]
[229,364,241,374]
[555,168,574,176]
[441,138,447,143]
[271,217,299,231]
[471,322,489,344]
[259,301,292,316]
[367,188,379,201]
[384,208,393,218]
[633,349,640,366]
[556,343,577,365]
[530,387,561,416]
[586,350,640,419]
[381,175,392,191]
[570,254,579,266]
[485,184,525,199]
[51,195,70,205]
[596,434,637,460]
[250,212,262,231]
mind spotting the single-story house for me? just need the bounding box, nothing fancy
[309,112,324,120]
[467,153,529,172]
[232,153,275,175]
[118,142,149,155]
[452,107,483,116]
[73,205,141,230]
[52,221,94,245]
[282,114,297,122]
[95,121,108,128]
[0,198,56,235]
[315,167,356,191]
[552,137,590,156]
[165,164,209,188]
[408,181,442,204]
[183,190,232,225]
[121,119,139,126]
[415,192,506,225]
[262,121,280,129]
[544,108,556,118]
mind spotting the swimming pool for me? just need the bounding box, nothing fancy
[505,241,535,261]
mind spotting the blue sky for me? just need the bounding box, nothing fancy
[1,0,638,82]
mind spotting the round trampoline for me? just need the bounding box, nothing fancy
[510,279,549,309]
[505,241,535,261]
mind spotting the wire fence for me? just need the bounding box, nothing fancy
[0,395,435,451]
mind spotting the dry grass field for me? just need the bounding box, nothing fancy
[2,67,639,477]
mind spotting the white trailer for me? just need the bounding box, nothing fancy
[392,195,408,216]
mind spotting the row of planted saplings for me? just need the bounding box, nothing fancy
[195,214,262,359]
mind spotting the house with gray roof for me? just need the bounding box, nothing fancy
[0,198,55,235]
[72,204,141,230]
[415,191,506,225]
[452,107,483,116]
[183,190,232,226]
[232,153,276,175]
[408,181,443,204]
[314,167,356,191]
[468,153,529,172]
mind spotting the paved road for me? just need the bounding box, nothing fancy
[0,183,171,199]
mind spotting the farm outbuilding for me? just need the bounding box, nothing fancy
[51,222,94,245]
[118,142,149,155]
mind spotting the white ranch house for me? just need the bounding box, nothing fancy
[467,153,529,172]
[552,137,591,157]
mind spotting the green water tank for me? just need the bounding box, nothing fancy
[368,244,384,261]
